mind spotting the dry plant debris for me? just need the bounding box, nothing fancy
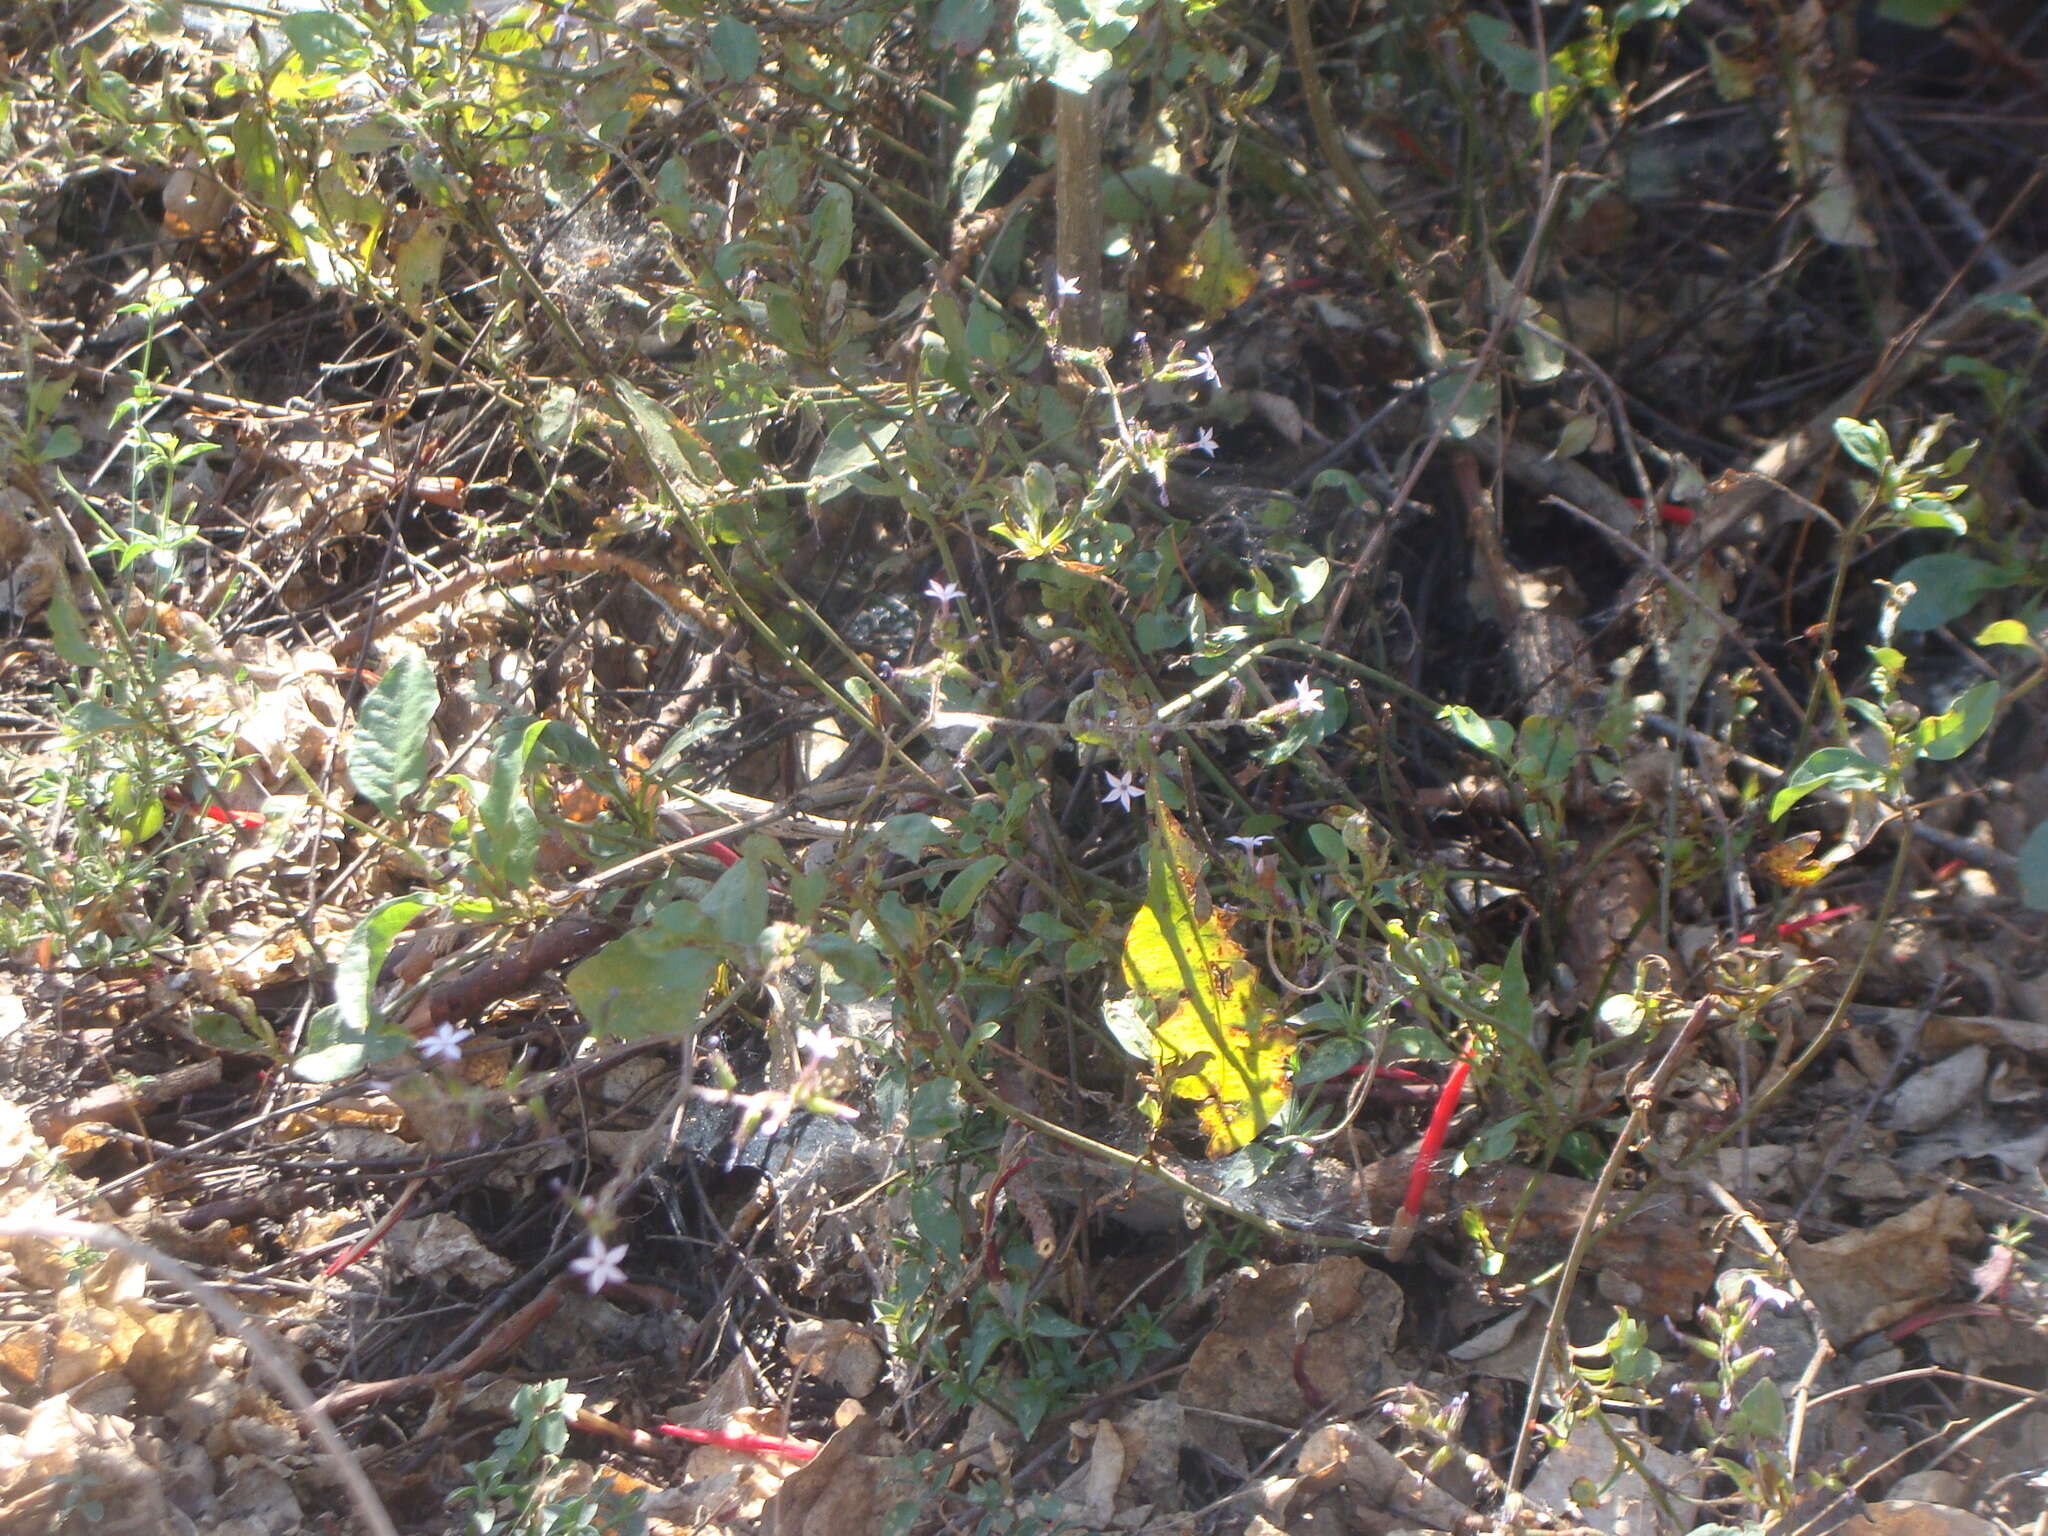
[0,1,2046,1534]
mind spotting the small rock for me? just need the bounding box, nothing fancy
[1889,1472,1966,1505]
[1525,1417,1705,1536]
[1838,1500,1998,1536]
[1888,1046,1987,1132]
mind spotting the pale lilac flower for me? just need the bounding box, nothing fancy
[1193,346,1222,387]
[1054,271,1080,300]
[1100,769,1144,812]
[1291,676,1324,713]
[1742,1273,1796,1312]
[925,577,964,606]
[568,1235,629,1293]
[1226,834,1272,856]
[417,1023,472,1065]
[1189,426,1218,458]
[797,1025,842,1063]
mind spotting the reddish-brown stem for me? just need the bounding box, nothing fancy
[1738,903,1863,944]
[980,1155,1035,1281]
[656,1424,818,1461]
[321,1176,425,1277]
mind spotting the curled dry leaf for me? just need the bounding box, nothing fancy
[381,1213,515,1289]
[1886,1044,1988,1133]
[785,1318,883,1399]
[1787,1193,1979,1343]
[1250,1421,1479,1535]
[0,1394,190,1536]
[160,155,233,239]
[1177,1258,1402,1426]
[758,1409,916,1536]
[0,496,66,620]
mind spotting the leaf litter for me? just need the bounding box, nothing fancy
[1,2,2047,1534]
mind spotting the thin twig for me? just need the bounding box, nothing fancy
[1504,995,1717,1496]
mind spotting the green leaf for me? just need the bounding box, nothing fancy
[880,813,948,859]
[350,649,438,818]
[1426,364,1499,439]
[281,9,363,67]
[1913,679,1998,761]
[951,68,1024,214]
[1465,13,1544,93]
[1014,0,1116,93]
[295,894,439,1080]
[568,899,723,1042]
[1833,417,1892,471]
[933,0,998,50]
[473,718,548,890]
[1975,619,2037,650]
[1975,292,2047,332]
[809,414,901,506]
[1770,747,1886,820]
[45,581,97,669]
[2018,821,2048,911]
[708,16,760,81]
[940,854,1008,920]
[1440,704,1516,760]
[700,853,771,948]
[807,182,854,281]
[1725,1378,1787,1442]
[1162,208,1258,321]
[1893,553,2013,631]
[609,376,717,501]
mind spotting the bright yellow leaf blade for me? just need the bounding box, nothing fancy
[1115,810,1294,1155]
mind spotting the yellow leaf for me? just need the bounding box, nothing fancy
[1163,210,1259,322]
[1759,831,1828,889]
[1116,810,1293,1154]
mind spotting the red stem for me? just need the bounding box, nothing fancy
[322,1176,425,1277]
[1737,902,1862,945]
[656,1424,818,1461]
[1400,1053,1473,1226]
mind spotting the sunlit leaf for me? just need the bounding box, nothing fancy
[1914,679,1998,762]
[1770,747,1886,821]
[350,648,438,818]
[1114,809,1293,1154]
[1759,831,1828,889]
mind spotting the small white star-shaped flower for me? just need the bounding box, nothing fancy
[568,1235,629,1293]
[1193,346,1222,387]
[417,1023,472,1065]
[1100,769,1144,812]
[796,1025,842,1063]
[1188,426,1218,457]
[1291,676,1324,713]
[1225,833,1272,855]
[1054,271,1080,299]
[925,577,964,606]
